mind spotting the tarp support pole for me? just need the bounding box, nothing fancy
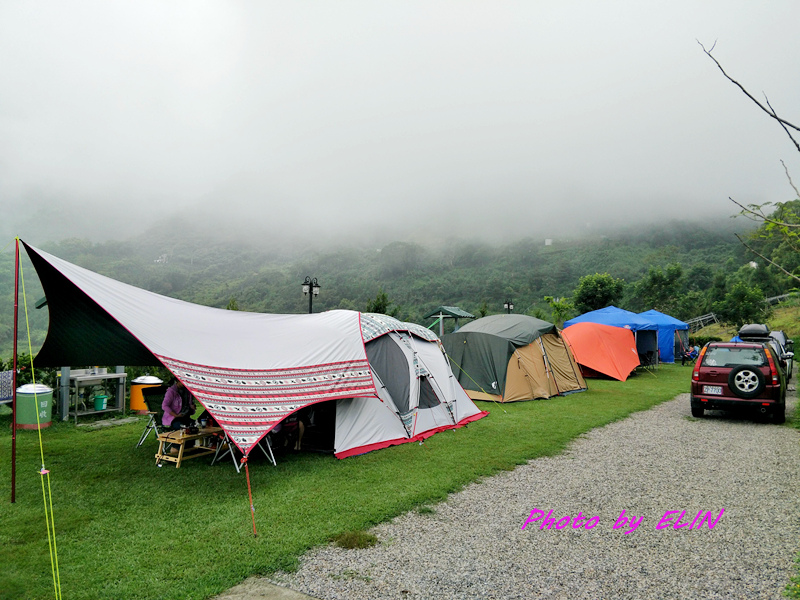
[11,238,19,503]
[244,458,257,537]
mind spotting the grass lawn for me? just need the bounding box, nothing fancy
[1,365,690,600]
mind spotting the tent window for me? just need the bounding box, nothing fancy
[418,377,441,409]
[365,335,411,414]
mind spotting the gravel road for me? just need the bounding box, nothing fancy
[220,388,800,600]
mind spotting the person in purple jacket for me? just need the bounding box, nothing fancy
[161,379,196,429]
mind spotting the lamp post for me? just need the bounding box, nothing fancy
[504,299,514,314]
[302,276,320,313]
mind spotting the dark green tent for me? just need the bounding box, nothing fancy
[443,314,586,402]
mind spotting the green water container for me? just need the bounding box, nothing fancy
[16,384,53,430]
[94,395,109,411]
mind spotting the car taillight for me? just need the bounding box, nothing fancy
[766,351,779,384]
[692,346,707,381]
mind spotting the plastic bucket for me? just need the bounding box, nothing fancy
[94,395,109,411]
[130,376,162,414]
[16,384,53,430]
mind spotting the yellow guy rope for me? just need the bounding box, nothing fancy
[19,241,63,600]
[446,353,507,414]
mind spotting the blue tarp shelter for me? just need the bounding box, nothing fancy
[564,306,660,366]
[638,309,689,364]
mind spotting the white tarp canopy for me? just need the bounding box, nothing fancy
[24,242,485,457]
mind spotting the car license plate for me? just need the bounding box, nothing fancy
[703,385,723,395]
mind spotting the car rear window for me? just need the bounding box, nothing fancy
[702,347,766,367]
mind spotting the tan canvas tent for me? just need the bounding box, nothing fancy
[442,314,587,402]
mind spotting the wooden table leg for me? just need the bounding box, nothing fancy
[175,439,186,468]
[156,438,166,466]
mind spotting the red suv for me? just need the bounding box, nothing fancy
[690,341,786,423]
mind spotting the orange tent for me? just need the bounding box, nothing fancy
[561,321,640,381]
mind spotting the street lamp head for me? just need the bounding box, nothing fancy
[302,276,320,312]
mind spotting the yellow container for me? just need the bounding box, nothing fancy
[130,376,162,414]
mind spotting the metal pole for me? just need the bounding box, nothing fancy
[11,239,19,503]
[308,290,313,314]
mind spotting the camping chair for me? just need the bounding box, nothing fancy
[135,385,169,448]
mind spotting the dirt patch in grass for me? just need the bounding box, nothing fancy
[331,530,378,549]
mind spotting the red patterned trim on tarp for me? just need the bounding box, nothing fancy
[334,410,488,459]
[156,354,376,455]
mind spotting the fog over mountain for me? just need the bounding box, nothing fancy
[2,1,799,249]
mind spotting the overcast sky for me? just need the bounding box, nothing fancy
[2,1,799,247]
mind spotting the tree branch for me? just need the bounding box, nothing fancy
[698,40,800,133]
[729,196,800,228]
[765,96,800,153]
[735,233,800,284]
[782,159,800,199]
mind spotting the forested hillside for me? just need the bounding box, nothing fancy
[1,216,793,360]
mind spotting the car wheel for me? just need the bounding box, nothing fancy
[691,405,704,418]
[727,365,766,399]
[772,406,786,424]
